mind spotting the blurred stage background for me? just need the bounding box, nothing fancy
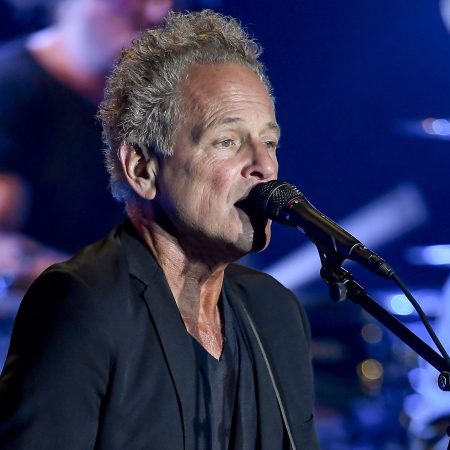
[1,0,450,448]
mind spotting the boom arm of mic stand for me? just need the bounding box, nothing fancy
[318,255,450,379]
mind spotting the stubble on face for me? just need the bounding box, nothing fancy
[152,63,279,264]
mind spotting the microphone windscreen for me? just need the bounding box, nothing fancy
[249,180,304,220]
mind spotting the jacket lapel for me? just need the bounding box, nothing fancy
[117,223,312,449]
[224,271,313,449]
[119,224,198,450]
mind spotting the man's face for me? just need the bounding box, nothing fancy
[153,63,279,261]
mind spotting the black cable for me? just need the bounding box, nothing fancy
[391,272,450,369]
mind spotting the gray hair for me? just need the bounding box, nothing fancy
[97,9,272,203]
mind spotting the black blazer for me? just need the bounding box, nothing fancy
[0,222,319,449]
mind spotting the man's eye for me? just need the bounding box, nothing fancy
[217,139,234,148]
[264,141,277,150]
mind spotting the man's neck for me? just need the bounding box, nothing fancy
[131,215,228,359]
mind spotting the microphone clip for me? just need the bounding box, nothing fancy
[315,243,351,302]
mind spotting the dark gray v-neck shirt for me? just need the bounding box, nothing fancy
[191,292,245,449]
[191,291,290,449]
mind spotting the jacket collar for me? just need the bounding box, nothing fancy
[118,221,198,450]
[117,221,302,448]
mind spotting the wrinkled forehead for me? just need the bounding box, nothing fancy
[176,63,277,140]
[180,62,274,111]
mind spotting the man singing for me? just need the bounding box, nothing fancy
[0,10,320,449]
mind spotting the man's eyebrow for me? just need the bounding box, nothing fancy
[266,121,281,138]
[191,117,243,143]
[210,117,280,134]
[190,117,281,143]
[208,116,244,128]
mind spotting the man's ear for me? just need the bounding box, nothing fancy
[119,142,159,200]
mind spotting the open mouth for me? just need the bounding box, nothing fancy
[234,196,266,225]
[234,195,270,251]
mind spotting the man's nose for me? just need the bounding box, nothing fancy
[241,143,278,181]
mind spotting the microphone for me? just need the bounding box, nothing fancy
[249,180,395,279]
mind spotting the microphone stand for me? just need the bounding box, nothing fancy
[315,245,450,447]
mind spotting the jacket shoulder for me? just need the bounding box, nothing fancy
[225,262,311,340]
[43,226,127,293]
[225,262,297,302]
[14,226,130,332]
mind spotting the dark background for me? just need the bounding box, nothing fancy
[220,0,450,286]
[2,1,450,448]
